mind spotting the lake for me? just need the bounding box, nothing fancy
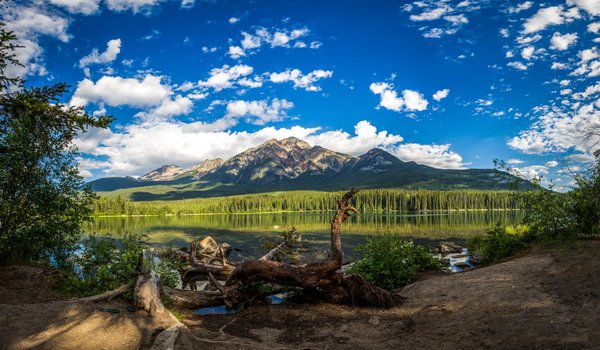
[85,211,526,261]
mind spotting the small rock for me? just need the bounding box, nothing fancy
[368,316,380,326]
[454,261,472,269]
[439,241,463,254]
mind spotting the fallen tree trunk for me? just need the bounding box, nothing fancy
[221,189,403,308]
[163,286,223,308]
[71,284,129,303]
[134,255,183,350]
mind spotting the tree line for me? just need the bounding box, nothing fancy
[92,189,527,216]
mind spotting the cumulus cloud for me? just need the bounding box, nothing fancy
[76,118,467,177]
[227,27,318,58]
[370,82,429,112]
[269,69,333,91]
[79,38,122,68]
[508,61,528,70]
[550,32,578,50]
[511,165,551,179]
[508,102,600,156]
[224,99,294,125]
[1,4,71,78]
[70,75,171,108]
[507,159,525,165]
[433,89,450,101]
[105,0,166,14]
[402,0,480,39]
[197,64,256,91]
[49,0,100,15]
[507,1,533,14]
[523,6,567,33]
[390,143,466,169]
[567,0,600,16]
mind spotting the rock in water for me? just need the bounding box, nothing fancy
[439,242,463,254]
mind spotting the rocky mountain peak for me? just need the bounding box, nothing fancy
[139,164,184,181]
[189,158,225,179]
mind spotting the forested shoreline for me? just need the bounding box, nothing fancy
[92,189,527,216]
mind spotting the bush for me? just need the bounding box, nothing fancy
[348,235,446,290]
[156,261,180,289]
[467,224,529,264]
[59,232,147,296]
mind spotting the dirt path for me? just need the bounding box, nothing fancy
[1,242,599,349]
[0,266,158,350]
[176,241,600,350]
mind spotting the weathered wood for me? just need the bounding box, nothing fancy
[73,284,129,303]
[150,324,181,350]
[258,240,286,261]
[163,286,224,308]
[219,188,401,307]
[134,271,182,327]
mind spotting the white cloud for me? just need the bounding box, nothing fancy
[227,46,246,59]
[507,1,533,14]
[507,158,525,164]
[1,4,74,78]
[410,6,450,21]
[228,17,240,24]
[521,45,535,60]
[105,0,165,14]
[370,82,428,112]
[550,32,578,50]
[49,0,100,15]
[552,62,570,69]
[228,27,314,58]
[79,38,122,68]
[444,14,469,25]
[508,102,600,156]
[545,160,559,167]
[76,118,468,177]
[390,143,466,169]
[512,165,550,179]
[433,89,450,101]
[224,99,294,125]
[588,22,600,34]
[567,0,600,16]
[523,6,565,33]
[197,64,255,91]
[202,46,217,54]
[508,61,528,70]
[180,0,195,8]
[269,69,333,92]
[403,90,429,111]
[136,95,194,120]
[71,75,172,108]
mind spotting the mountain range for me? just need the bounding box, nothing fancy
[87,137,524,200]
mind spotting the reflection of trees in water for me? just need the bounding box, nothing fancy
[86,211,525,244]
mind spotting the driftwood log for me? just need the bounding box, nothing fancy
[152,189,402,311]
[219,188,402,308]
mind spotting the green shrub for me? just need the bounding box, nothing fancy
[348,235,446,290]
[58,232,147,296]
[467,224,529,264]
[156,261,180,289]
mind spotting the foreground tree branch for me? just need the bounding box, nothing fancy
[221,188,402,308]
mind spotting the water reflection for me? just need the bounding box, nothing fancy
[85,211,525,260]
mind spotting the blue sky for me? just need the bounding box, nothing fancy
[4,0,600,186]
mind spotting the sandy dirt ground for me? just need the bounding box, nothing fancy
[0,266,158,350]
[1,241,599,350]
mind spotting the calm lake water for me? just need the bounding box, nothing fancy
[85,211,526,260]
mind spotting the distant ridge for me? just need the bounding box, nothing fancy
[86,137,527,200]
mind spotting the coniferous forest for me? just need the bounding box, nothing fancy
[92,189,527,216]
